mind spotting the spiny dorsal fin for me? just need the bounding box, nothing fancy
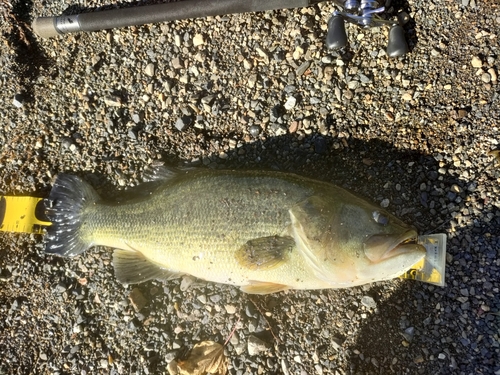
[235,235,295,271]
[240,281,290,294]
[113,249,183,285]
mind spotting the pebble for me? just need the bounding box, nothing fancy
[175,116,191,131]
[488,68,497,82]
[12,94,23,108]
[255,47,269,64]
[144,63,155,77]
[247,335,268,356]
[172,57,183,69]
[471,56,482,68]
[481,73,491,83]
[361,296,377,309]
[103,96,122,107]
[249,125,261,137]
[192,34,204,46]
[296,61,311,76]
[402,93,412,101]
[128,288,147,312]
[284,96,296,110]
[243,59,253,70]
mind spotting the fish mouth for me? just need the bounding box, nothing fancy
[364,229,425,263]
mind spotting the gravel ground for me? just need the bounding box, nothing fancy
[1,0,499,374]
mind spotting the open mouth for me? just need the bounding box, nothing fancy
[364,229,425,263]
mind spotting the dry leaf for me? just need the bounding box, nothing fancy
[167,341,227,375]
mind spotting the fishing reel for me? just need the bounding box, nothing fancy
[326,0,409,57]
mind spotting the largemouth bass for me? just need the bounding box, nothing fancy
[45,167,426,294]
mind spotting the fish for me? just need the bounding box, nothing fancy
[44,166,426,294]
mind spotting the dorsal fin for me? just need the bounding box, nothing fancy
[113,249,183,285]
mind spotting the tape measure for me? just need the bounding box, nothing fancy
[400,234,447,286]
[0,196,52,234]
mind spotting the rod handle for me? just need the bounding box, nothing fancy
[32,17,61,38]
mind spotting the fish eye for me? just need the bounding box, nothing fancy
[372,211,389,226]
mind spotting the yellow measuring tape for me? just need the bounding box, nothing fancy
[0,196,52,234]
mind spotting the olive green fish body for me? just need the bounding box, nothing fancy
[46,168,426,294]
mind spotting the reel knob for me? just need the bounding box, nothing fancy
[386,24,409,57]
[326,15,348,49]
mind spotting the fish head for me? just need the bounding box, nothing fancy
[290,194,426,287]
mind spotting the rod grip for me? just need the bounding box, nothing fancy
[32,17,61,38]
[32,0,312,38]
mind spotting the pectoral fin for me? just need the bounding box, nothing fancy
[235,235,295,270]
[113,249,183,285]
[240,281,290,295]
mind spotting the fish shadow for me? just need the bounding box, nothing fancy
[166,132,497,374]
[44,129,499,374]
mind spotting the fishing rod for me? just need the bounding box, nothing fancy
[32,0,409,56]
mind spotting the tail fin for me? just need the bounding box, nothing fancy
[45,174,100,257]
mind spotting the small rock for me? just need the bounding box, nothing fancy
[132,113,143,123]
[293,46,304,60]
[172,57,183,69]
[402,327,415,342]
[361,296,377,309]
[13,94,23,108]
[209,294,221,303]
[249,125,261,137]
[243,59,253,70]
[175,116,192,131]
[281,358,290,375]
[193,34,204,47]
[488,68,497,82]
[380,199,390,208]
[402,93,413,101]
[471,56,482,68]
[247,74,257,88]
[104,96,122,107]
[144,63,155,77]
[481,73,491,83]
[256,47,269,64]
[180,275,195,291]
[296,61,311,76]
[128,288,147,312]
[347,80,359,90]
[331,337,343,350]
[284,96,296,110]
[225,305,236,314]
[248,335,268,356]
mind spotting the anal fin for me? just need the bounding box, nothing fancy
[235,235,295,271]
[113,249,183,285]
[240,281,290,295]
